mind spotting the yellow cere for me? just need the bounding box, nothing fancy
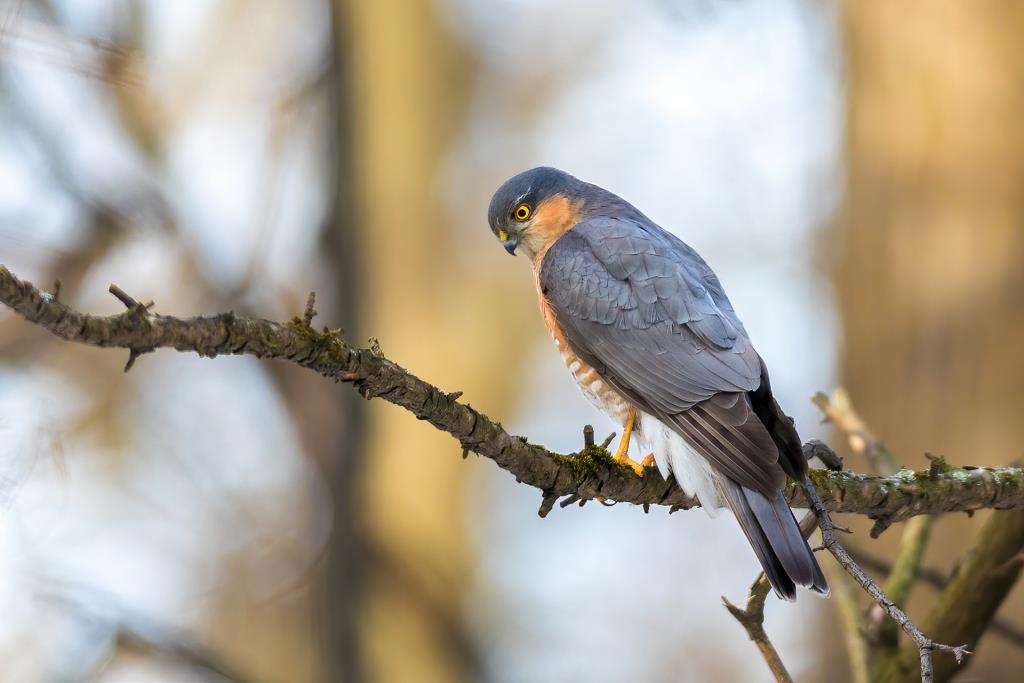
[497,230,509,242]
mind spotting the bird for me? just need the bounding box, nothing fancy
[487,166,828,601]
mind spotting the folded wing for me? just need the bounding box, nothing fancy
[539,217,785,496]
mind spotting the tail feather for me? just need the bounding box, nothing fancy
[720,478,828,601]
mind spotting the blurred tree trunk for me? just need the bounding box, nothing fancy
[336,2,525,681]
[319,4,367,681]
[836,1,1024,679]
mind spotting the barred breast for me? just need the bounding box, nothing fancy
[556,337,632,426]
[535,275,722,511]
[535,284,632,426]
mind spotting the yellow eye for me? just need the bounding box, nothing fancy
[513,203,532,222]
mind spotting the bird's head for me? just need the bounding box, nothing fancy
[487,167,584,263]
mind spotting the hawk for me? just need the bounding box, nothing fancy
[488,167,827,600]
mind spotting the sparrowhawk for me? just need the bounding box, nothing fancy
[488,166,828,601]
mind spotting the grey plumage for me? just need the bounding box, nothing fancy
[720,480,827,600]
[535,178,827,600]
[540,222,777,493]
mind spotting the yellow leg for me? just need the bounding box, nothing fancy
[613,407,649,476]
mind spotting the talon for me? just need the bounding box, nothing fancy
[612,407,648,476]
[640,453,656,468]
[621,459,646,477]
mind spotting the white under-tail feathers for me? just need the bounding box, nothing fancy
[558,343,726,514]
[637,412,725,515]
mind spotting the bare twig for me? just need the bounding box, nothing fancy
[107,283,155,372]
[302,291,317,327]
[802,477,970,683]
[848,546,1024,648]
[723,574,793,683]
[813,390,1024,682]
[875,509,1024,683]
[868,515,934,647]
[814,389,899,474]
[815,389,933,538]
[108,283,142,310]
[809,416,881,683]
[723,513,819,683]
[829,565,870,683]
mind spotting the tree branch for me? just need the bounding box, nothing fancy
[3,264,1024,522]
[847,546,1024,648]
[830,564,871,683]
[813,389,899,474]
[723,513,819,683]
[877,508,1024,683]
[868,516,934,658]
[723,573,793,683]
[800,477,970,683]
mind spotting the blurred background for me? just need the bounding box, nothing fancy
[0,1,1022,681]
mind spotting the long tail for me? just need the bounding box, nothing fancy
[720,478,829,601]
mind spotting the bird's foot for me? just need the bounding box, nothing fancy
[612,451,655,476]
[611,407,644,475]
[611,408,653,476]
[613,451,648,477]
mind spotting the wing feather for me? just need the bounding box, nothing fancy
[540,217,785,495]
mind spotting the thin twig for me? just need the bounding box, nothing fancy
[723,513,819,683]
[847,546,1024,648]
[813,389,899,474]
[876,509,1024,682]
[801,476,970,683]
[723,574,793,683]
[829,564,871,683]
[108,283,141,310]
[868,515,934,647]
[302,291,317,326]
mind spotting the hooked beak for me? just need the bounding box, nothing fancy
[498,230,518,256]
